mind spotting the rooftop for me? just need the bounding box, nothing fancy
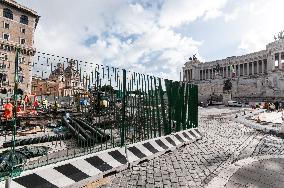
[1,0,38,17]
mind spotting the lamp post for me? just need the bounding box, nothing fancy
[4,48,21,188]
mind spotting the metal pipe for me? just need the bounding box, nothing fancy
[62,117,86,141]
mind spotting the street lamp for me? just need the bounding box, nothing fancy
[4,48,22,187]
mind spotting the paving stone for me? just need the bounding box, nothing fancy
[145,184,154,188]
[105,108,284,188]
[170,177,178,183]
[154,182,163,188]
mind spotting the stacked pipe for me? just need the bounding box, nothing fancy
[62,116,110,146]
[2,116,111,148]
[61,116,86,142]
[2,133,72,148]
[72,117,110,142]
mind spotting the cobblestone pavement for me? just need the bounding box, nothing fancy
[224,158,284,188]
[99,107,284,188]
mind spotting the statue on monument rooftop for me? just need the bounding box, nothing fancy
[274,31,284,40]
[188,54,198,61]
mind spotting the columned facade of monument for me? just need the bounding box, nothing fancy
[182,37,284,103]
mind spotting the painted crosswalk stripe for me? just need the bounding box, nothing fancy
[142,142,159,154]
[85,156,112,172]
[13,173,58,188]
[155,139,169,150]
[54,163,89,182]
[108,150,127,164]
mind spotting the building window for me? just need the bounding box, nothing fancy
[18,75,24,83]
[3,8,13,20]
[20,38,25,45]
[20,15,28,25]
[4,22,9,29]
[19,57,25,64]
[3,33,10,41]
[0,63,6,69]
[0,73,7,82]
[20,28,25,34]
[0,53,8,61]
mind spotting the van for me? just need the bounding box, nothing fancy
[228,100,242,107]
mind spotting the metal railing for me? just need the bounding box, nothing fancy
[0,50,198,179]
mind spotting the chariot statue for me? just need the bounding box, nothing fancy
[189,54,197,61]
[275,31,284,40]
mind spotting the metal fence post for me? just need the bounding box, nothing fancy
[192,85,198,128]
[158,78,167,136]
[120,69,126,147]
[165,79,172,134]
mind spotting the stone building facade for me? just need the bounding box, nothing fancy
[31,60,84,97]
[0,0,39,94]
[183,37,284,103]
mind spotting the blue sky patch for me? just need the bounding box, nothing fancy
[84,35,98,47]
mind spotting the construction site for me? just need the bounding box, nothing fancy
[0,49,198,182]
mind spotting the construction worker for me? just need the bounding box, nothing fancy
[17,105,21,112]
[33,99,39,110]
[53,101,60,113]
[42,98,48,111]
[24,94,30,108]
[3,100,13,120]
[21,97,25,112]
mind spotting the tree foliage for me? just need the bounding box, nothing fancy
[223,79,232,91]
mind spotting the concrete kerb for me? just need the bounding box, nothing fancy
[7,128,202,188]
[205,155,284,188]
[125,128,202,166]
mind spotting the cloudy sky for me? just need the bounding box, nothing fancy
[17,0,284,80]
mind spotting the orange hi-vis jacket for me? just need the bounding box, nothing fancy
[3,102,13,119]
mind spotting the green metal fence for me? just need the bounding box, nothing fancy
[0,50,198,179]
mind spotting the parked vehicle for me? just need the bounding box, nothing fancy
[228,100,242,107]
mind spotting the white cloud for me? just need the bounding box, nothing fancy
[16,0,210,80]
[15,0,284,80]
[224,7,240,22]
[236,0,284,53]
[203,9,223,21]
[159,0,227,27]
[238,31,270,53]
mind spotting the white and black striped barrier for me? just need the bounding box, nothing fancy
[4,128,202,188]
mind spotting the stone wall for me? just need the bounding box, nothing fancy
[196,71,284,103]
